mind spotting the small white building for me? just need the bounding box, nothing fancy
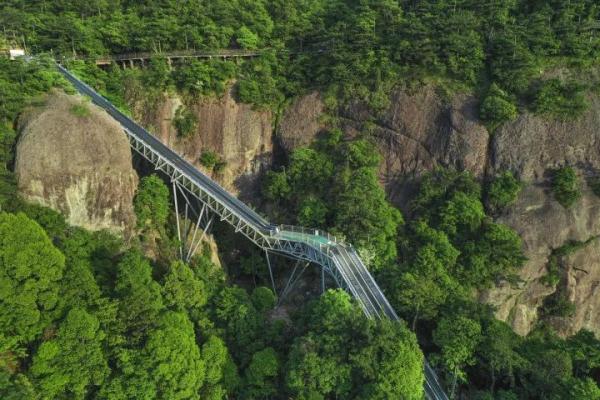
[8,48,25,60]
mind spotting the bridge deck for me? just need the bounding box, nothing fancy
[56,63,448,400]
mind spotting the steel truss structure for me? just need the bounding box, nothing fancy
[57,63,449,400]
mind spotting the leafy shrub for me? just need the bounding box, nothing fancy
[134,174,170,230]
[172,106,197,137]
[541,290,576,318]
[236,26,259,50]
[552,167,581,208]
[172,59,237,97]
[532,79,589,121]
[70,103,90,118]
[199,150,226,173]
[486,171,522,211]
[479,84,518,129]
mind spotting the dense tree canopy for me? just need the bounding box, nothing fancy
[285,290,424,400]
[0,212,65,345]
[1,3,600,399]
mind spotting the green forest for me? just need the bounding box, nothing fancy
[1,0,600,399]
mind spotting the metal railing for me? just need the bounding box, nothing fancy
[57,63,448,400]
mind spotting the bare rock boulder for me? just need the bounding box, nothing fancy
[15,91,138,236]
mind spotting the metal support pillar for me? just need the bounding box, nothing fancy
[265,250,277,296]
[187,214,214,261]
[182,202,189,257]
[185,203,206,261]
[322,267,325,294]
[172,182,183,259]
[277,261,309,307]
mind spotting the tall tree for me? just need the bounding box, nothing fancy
[0,212,65,344]
[30,308,109,399]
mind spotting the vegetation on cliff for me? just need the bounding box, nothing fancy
[3,0,599,114]
[1,2,600,399]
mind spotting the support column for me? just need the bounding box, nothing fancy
[172,182,183,259]
[265,251,277,296]
[322,267,325,294]
[185,204,206,261]
[187,214,213,261]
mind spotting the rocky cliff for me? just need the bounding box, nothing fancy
[483,103,600,337]
[123,78,600,338]
[279,87,600,338]
[126,86,272,203]
[15,91,138,237]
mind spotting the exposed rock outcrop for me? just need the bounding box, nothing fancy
[481,185,600,336]
[281,86,490,207]
[482,99,600,336]
[277,92,325,154]
[128,87,272,202]
[489,96,600,182]
[554,237,600,336]
[127,79,600,337]
[15,91,138,236]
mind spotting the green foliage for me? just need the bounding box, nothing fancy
[70,103,90,117]
[162,261,207,322]
[213,286,267,366]
[3,0,600,112]
[102,311,205,400]
[114,250,165,344]
[200,335,230,400]
[250,287,276,314]
[173,59,237,97]
[541,290,576,318]
[479,84,518,130]
[134,174,170,231]
[570,378,600,400]
[243,347,279,399]
[285,290,424,400]
[475,319,525,393]
[30,308,108,399]
[173,105,198,138]
[486,171,522,211]
[433,315,482,396]
[552,166,581,208]
[199,150,226,173]
[236,26,259,50]
[383,221,461,327]
[533,79,589,121]
[400,169,524,289]
[143,57,172,90]
[0,212,65,344]
[264,134,401,270]
[237,53,284,109]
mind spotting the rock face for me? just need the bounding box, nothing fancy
[557,238,600,336]
[480,185,600,336]
[277,92,325,154]
[15,91,138,236]
[279,87,490,206]
[126,79,600,337]
[368,87,489,205]
[280,86,600,337]
[489,96,600,181]
[128,86,272,202]
[482,101,600,336]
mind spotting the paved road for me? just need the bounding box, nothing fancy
[57,64,449,400]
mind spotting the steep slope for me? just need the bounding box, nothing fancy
[15,91,138,236]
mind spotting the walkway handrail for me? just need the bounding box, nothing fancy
[56,63,449,400]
